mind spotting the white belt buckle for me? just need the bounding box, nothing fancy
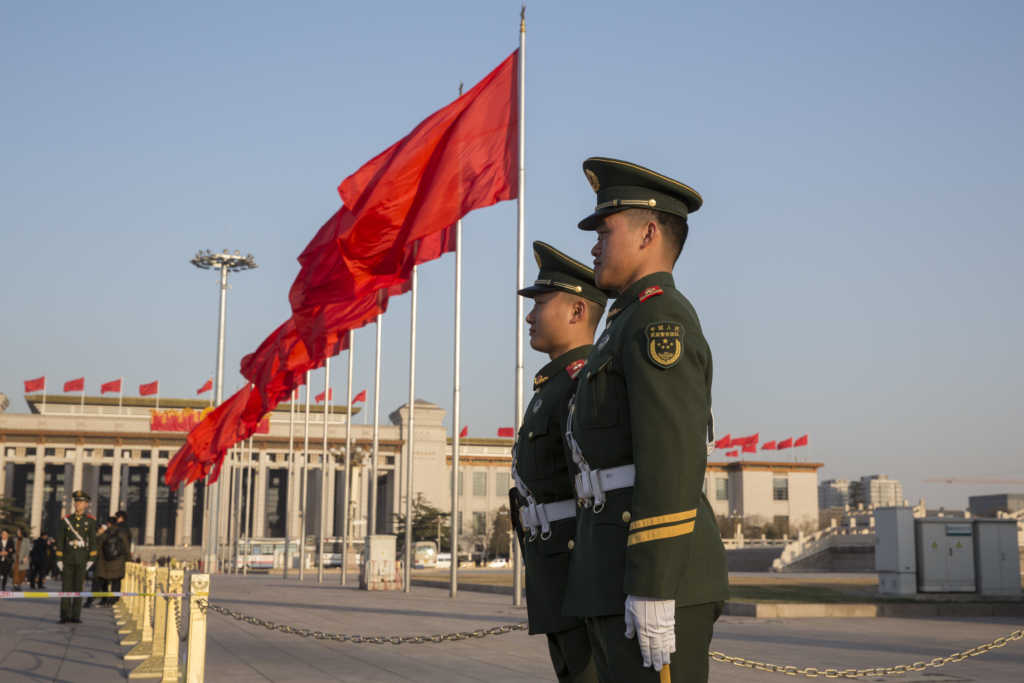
[589,470,607,513]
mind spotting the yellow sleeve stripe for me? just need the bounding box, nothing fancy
[627,520,695,546]
[629,508,696,531]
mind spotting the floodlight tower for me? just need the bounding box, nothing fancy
[191,249,257,573]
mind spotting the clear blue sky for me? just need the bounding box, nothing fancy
[3,2,1022,509]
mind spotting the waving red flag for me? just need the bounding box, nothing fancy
[351,390,367,404]
[459,425,468,438]
[761,440,777,450]
[794,434,809,447]
[497,427,515,437]
[197,379,213,395]
[316,388,333,403]
[101,379,122,394]
[63,377,85,393]
[725,450,739,458]
[742,443,757,453]
[139,380,159,396]
[777,438,793,450]
[24,376,46,393]
[714,434,732,449]
[733,433,759,447]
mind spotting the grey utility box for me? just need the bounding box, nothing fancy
[915,519,976,592]
[360,534,399,591]
[875,507,918,595]
[973,519,1022,596]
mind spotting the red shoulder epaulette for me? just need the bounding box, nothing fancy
[63,514,71,519]
[87,514,95,519]
[638,286,663,302]
[566,359,586,379]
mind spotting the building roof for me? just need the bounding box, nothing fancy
[707,460,824,473]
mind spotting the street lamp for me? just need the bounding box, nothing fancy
[191,249,257,573]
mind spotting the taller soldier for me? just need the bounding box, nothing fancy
[563,158,728,682]
[511,241,607,683]
[56,490,98,624]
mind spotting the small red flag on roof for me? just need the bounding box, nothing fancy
[460,426,468,438]
[139,380,159,396]
[761,440,777,450]
[725,450,739,457]
[794,434,809,447]
[64,377,84,393]
[197,379,213,395]
[777,438,793,450]
[742,443,757,453]
[101,379,122,394]
[316,388,333,403]
[497,427,514,437]
[351,389,367,404]
[714,434,732,449]
[24,376,45,393]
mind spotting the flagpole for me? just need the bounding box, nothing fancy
[80,383,85,414]
[511,4,527,608]
[318,358,331,584]
[299,370,312,580]
[118,378,123,415]
[246,436,255,575]
[284,389,296,579]
[451,217,463,599]
[368,314,383,537]
[342,331,354,585]
[41,378,46,414]
[404,265,418,592]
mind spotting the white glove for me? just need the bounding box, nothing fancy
[624,595,676,671]
[57,561,64,572]
[86,561,94,571]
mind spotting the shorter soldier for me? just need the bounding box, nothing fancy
[56,490,98,624]
[512,241,608,682]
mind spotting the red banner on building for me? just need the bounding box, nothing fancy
[151,407,269,434]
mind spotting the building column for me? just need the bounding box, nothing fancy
[31,454,45,536]
[252,450,267,538]
[181,483,195,546]
[72,446,84,494]
[145,452,158,545]
[109,449,122,518]
[325,455,336,537]
[0,446,7,498]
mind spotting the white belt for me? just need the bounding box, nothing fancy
[519,498,576,540]
[574,464,635,511]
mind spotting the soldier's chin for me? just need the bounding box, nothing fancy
[528,335,547,352]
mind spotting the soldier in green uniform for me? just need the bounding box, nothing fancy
[56,490,98,624]
[511,241,608,683]
[563,158,728,682]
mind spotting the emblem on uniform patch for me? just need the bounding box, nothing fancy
[533,375,548,389]
[566,359,586,379]
[638,286,663,302]
[645,321,683,368]
[585,169,600,192]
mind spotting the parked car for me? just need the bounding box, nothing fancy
[436,552,452,568]
[487,557,508,568]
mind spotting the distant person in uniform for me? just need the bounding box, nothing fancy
[563,158,728,682]
[56,490,98,624]
[511,241,608,682]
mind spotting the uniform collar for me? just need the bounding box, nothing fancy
[533,345,594,389]
[606,272,675,323]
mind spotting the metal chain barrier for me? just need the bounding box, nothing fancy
[168,586,188,642]
[709,627,1024,679]
[197,599,528,644]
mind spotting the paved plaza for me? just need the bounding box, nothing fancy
[1,573,1022,681]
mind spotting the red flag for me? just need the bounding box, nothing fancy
[459,425,468,438]
[100,379,122,394]
[497,427,514,437]
[777,438,793,450]
[794,434,809,447]
[742,443,757,453]
[714,434,732,449]
[197,379,213,395]
[733,433,759,447]
[351,390,367,404]
[24,376,45,393]
[63,377,84,393]
[761,440,777,450]
[316,388,333,403]
[725,450,739,458]
[139,380,159,396]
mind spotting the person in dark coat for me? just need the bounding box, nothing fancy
[28,532,50,589]
[83,520,110,608]
[98,511,132,605]
[0,529,14,590]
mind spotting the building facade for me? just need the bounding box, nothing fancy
[819,478,851,509]
[850,474,904,508]
[705,460,823,534]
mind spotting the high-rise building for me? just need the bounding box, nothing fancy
[849,474,903,508]
[818,478,850,509]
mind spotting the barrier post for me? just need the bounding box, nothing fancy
[120,563,142,645]
[125,566,156,660]
[131,566,169,677]
[115,562,132,627]
[160,569,184,683]
[185,573,209,683]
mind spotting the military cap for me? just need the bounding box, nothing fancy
[71,490,90,502]
[578,157,703,230]
[518,241,608,306]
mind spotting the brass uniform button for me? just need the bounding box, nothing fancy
[567,539,575,550]
[622,510,631,523]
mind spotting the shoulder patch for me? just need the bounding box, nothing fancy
[566,359,586,379]
[533,375,549,390]
[638,286,663,302]
[645,321,683,368]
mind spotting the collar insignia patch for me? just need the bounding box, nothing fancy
[645,321,683,368]
[566,359,586,379]
[638,286,664,302]
[533,375,549,390]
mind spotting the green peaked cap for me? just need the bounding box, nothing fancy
[578,157,703,230]
[518,241,609,307]
[72,489,91,502]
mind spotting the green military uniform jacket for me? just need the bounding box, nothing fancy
[512,345,592,634]
[56,512,98,566]
[564,272,728,617]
